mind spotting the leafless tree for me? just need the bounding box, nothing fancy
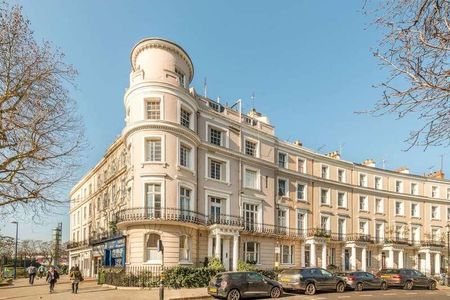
[0,3,84,216]
[365,0,449,149]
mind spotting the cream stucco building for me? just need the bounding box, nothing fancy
[68,37,450,278]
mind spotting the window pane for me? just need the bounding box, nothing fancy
[146,100,160,119]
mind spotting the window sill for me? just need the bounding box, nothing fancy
[243,186,261,192]
[205,178,231,186]
[297,199,308,203]
[375,212,385,215]
[178,261,193,265]
[411,216,421,219]
[395,214,405,217]
[142,161,167,168]
[359,210,369,213]
[177,165,196,175]
[431,218,441,221]
[337,206,348,210]
[320,203,332,208]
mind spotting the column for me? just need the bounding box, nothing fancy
[398,250,404,268]
[215,233,221,258]
[435,253,441,275]
[69,255,72,270]
[310,241,317,267]
[361,247,367,271]
[321,243,327,268]
[425,250,431,275]
[232,235,239,271]
[208,236,213,257]
[300,243,305,267]
[341,247,346,271]
[351,245,357,271]
[389,249,394,268]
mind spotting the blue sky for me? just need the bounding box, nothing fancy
[2,0,447,241]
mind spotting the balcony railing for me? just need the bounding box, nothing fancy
[345,233,373,243]
[67,240,89,249]
[116,207,204,225]
[89,232,123,245]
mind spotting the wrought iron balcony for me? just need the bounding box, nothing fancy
[345,233,373,243]
[116,207,204,225]
[67,240,90,249]
[420,240,445,247]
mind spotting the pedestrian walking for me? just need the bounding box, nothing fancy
[46,266,60,293]
[69,265,84,294]
[26,264,37,285]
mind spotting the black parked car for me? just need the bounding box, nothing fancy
[278,267,346,295]
[207,271,283,300]
[339,271,387,291]
[376,268,437,290]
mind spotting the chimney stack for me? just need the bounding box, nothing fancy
[362,159,376,167]
[396,167,410,174]
[327,151,341,160]
[426,170,445,179]
[294,140,303,147]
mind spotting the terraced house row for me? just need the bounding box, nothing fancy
[68,37,450,278]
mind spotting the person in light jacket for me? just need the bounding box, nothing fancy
[69,265,83,294]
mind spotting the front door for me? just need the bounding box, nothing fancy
[345,250,350,271]
[222,239,230,270]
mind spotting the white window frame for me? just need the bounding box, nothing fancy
[177,138,195,172]
[296,209,308,234]
[375,198,384,214]
[144,232,163,264]
[320,188,330,205]
[177,181,195,212]
[205,154,230,184]
[374,176,382,190]
[177,101,194,131]
[431,186,439,198]
[243,165,260,190]
[297,157,306,174]
[411,182,419,195]
[395,200,404,216]
[359,195,368,212]
[277,206,289,234]
[205,121,229,148]
[395,180,403,193]
[143,134,165,163]
[296,181,307,201]
[337,191,347,208]
[281,244,294,265]
[411,202,420,218]
[244,241,260,264]
[337,168,346,183]
[359,173,368,187]
[278,151,288,169]
[143,94,164,120]
[359,219,369,235]
[320,214,331,231]
[179,234,191,263]
[243,136,259,158]
[142,179,165,210]
[204,190,231,219]
[431,205,440,220]
[277,177,289,197]
[321,164,329,179]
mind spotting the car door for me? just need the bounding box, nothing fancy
[413,270,428,287]
[246,272,269,296]
[364,272,379,289]
[319,268,336,290]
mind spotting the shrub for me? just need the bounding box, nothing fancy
[163,266,220,288]
[207,257,225,272]
[237,260,256,271]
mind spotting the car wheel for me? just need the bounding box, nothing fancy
[270,286,282,298]
[355,282,363,291]
[336,281,345,293]
[305,283,316,295]
[227,289,240,300]
[404,281,413,290]
[380,282,387,290]
[428,281,436,290]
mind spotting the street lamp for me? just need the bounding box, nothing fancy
[446,224,450,286]
[11,221,18,280]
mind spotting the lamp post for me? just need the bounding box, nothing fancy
[446,224,450,286]
[11,221,18,280]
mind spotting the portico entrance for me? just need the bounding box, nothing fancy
[208,224,241,271]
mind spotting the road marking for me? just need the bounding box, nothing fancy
[360,295,373,297]
[383,293,396,295]
[338,296,351,299]
[404,292,418,295]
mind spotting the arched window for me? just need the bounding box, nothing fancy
[146,233,162,263]
[179,235,191,262]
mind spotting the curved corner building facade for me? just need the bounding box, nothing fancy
[68,38,450,277]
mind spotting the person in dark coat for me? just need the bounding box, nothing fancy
[46,266,60,293]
